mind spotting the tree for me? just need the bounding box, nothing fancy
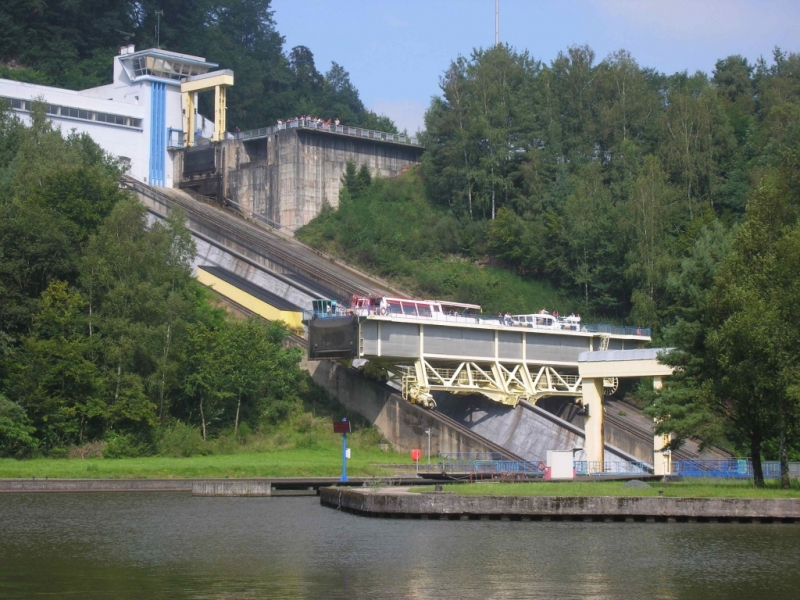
[8,281,102,450]
[0,393,37,457]
[652,158,800,487]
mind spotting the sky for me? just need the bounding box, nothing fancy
[270,0,800,134]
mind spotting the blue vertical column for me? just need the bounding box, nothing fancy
[148,82,166,186]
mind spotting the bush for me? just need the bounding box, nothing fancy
[103,432,151,458]
[154,422,207,458]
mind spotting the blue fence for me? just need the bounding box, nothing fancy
[437,453,545,476]
[439,452,504,461]
[473,460,545,475]
[672,459,782,478]
[574,460,651,476]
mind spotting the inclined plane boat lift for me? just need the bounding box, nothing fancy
[307,295,650,409]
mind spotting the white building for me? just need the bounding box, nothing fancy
[0,46,219,186]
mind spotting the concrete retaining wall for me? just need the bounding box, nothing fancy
[321,487,800,521]
[221,130,423,230]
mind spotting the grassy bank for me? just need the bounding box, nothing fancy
[413,479,800,499]
[0,446,413,479]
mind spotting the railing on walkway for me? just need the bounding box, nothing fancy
[583,323,652,337]
[235,119,421,147]
[167,127,184,149]
[308,305,652,337]
[671,459,783,478]
[434,453,545,476]
[574,460,651,475]
[440,452,504,461]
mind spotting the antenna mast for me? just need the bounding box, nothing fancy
[495,0,500,46]
[155,10,164,49]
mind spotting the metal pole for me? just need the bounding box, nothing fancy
[341,419,348,482]
[426,429,431,470]
[155,10,164,49]
[495,0,500,46]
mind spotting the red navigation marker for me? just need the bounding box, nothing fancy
[411,449,422,462]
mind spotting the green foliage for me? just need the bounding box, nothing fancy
[0,393,38,457]
[420,44,800,321]
[0,117,313,456]
[155,422,208,458]
[297,169,573,315]
[103,432,151,459]
[651,155,800,486]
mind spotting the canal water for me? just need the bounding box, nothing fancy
[1,492,798,599]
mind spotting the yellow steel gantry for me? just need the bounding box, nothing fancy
[180,69,234,146]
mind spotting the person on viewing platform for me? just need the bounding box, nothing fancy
[335,118,340,126]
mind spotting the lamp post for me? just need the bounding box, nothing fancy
[425,429,431,471]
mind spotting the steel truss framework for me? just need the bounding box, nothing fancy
[381,359,616,409]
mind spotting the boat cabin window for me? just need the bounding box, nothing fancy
[403,303,417,316]
[387,301,402,315]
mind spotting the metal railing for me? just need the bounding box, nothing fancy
[671,459,783,478]
[440,452,504,461]
[167,128,184,149]
[235,119,421,147]
[574,460,651,475]
[584,323,652,337]
[311,305,651,338]
[434,453,546,476]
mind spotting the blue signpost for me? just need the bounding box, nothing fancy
[333,418,352,482]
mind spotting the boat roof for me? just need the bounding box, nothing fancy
[439,300,482,310]
[379,296,482,310]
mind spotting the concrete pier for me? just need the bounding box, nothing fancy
[320,487,800,522]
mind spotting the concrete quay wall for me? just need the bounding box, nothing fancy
[192,481,272,496]
[0,479,192,493]
[321,487,800,522]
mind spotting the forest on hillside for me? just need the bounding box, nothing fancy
[299,44,800,485]
[0,0,395,132]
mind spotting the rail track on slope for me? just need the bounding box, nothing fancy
[122,175,397,301]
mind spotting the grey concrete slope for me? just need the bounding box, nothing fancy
[433,393,639,465]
